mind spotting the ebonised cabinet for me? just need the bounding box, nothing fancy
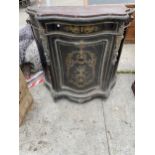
[27,5,133,103]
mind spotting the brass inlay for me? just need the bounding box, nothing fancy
[65,42,96,88]
[63,25,99,34]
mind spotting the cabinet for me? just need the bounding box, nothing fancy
[27,5,133,103]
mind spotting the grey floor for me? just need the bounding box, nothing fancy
[20,74,134,155]
[19,2,135,155]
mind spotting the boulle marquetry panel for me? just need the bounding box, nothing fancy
[27,5,134,103]
[44,22,119,34]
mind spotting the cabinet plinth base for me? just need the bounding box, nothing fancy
[45,77,116,103]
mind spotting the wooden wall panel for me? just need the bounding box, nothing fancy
[125,4,135,43]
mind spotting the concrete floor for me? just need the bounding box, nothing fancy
[19,2,135,155]
[20,74,135,155]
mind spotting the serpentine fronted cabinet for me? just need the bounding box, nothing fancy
[27,5,134,103]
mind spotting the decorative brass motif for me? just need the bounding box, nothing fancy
[112,36,124,65]
[65,44,96,88]
[63,25,99,34]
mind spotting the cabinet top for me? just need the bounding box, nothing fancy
[27,5,133,20]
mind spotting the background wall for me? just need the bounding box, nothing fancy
[89,0,134,4]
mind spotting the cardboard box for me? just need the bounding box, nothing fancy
[19,69,33,126]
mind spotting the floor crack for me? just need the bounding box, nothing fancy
[101,102,112,155]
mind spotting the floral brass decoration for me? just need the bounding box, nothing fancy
[63,25,99,34]
[65,43,96,88]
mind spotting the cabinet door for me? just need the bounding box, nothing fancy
[48,34,114,93]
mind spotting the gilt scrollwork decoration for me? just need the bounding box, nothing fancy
[65,42,96,88]
[63,25,99,34]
